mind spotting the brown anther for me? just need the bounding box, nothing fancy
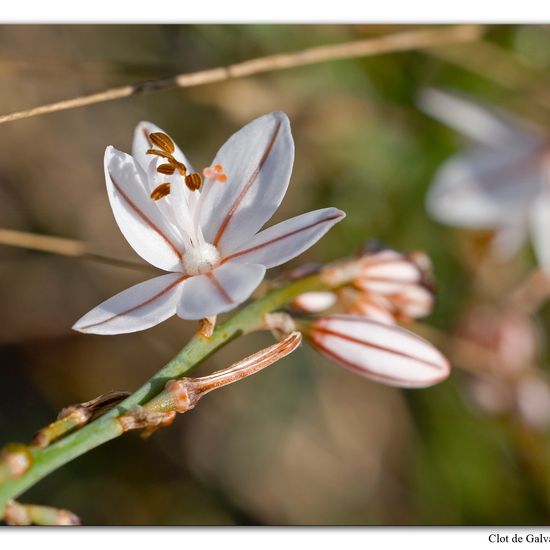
[156,163,176,175]
[146,149,173,160]
[185,172,202,191]
[149,132,175,154]
[150,182,171,200]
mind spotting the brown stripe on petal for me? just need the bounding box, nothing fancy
[206,271,233,303]
[312,323,447,373]
[78,274,189,331]
[309,334,429,386]
[109,171,183,262]
[221,212,342,264]
[212,119,282,247]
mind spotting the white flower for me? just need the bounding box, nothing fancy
[306,314,450,388]
[73,112,345,335]
[419,88,550,265]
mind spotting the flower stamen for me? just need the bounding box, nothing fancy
[185,172,202,191]
[156,163,176,175]
[150,182,171,201]
[148,132,175,154]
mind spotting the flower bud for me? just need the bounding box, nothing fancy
[306,315,450,388]
[355,250,427,295]
[292,291,337,313]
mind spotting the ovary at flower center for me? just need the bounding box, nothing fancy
[182,242,221,275]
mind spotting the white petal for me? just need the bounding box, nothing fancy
[530,182,550,270]
[426,148,544,228]
[199,112,294,251]
[292,291,338,313]
[221,208,345,268]
[177,263,266,320]
[105,146,185,271]
[309,315,450,388]
[73,273,186,335]
[417,88,540,149]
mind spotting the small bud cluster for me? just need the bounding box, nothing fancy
[294,244,435,325]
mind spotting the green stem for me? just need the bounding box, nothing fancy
[0,272,328,514]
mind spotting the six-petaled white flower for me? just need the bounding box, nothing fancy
[419,88,550,266]
[73,112,345,334]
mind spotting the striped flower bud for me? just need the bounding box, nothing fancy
[306,314,450,388]
[355,249,432,295]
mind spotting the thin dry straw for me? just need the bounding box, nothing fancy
[0,25,484,126]
[0,228,153,272]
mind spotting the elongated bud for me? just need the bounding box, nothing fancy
[120,332,303,435]
[306,315,450,388]
[148,331,303,413]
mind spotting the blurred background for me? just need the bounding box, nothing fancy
[2,24,550,525]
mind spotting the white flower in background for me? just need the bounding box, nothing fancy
[306,314,450,388]
[418,88,550,265]
[73,112,345,335]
